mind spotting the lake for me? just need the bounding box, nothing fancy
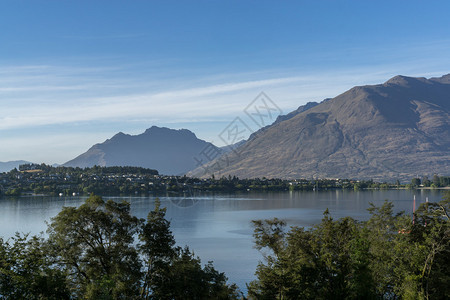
[0,189,446,292]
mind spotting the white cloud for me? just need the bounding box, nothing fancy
[0,73,308,130]
[1,64,448,132]
[1,58,449,163]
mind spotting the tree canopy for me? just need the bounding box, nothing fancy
[0,195,239,299]
[248,192,450,299]
[1,192,449,299]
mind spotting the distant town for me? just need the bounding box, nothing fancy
[1,164,449,197]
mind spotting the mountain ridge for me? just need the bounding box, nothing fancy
[64,126,219,175]
[189,74,450,181]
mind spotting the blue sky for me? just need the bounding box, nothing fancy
[1,0,450,164]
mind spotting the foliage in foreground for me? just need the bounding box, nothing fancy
[0,195,240,299]
[248,192,450,299]
[1,193,449,299]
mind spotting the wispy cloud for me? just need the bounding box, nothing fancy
[0,62,448,132]
[1,57,449,163]
[0,66,306,130]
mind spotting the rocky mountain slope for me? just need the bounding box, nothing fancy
[190,74,450,181]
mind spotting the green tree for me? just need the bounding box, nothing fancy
[249,196,450,300]
[411,177,421,187]
[422,176,431,187]
[364,200,404,297]
[0,233,69,299]
[153,246,240,300]
[248,213,376,299]
[0,195,239,299]
[139,198,176,299]
[432,174,440,187]
[248,218,288,299]
[47,195,142,299]
[140,198,240,299]
[394,192,450,299]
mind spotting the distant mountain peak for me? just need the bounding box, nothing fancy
[143,126,197,138]
[64,126,216,175]
[144,125,166,133]
[111,132,129,139]
[384,75,428,86]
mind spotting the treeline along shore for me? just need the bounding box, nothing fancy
[0,164,449,197]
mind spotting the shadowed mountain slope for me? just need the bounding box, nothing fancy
[64,126,218,175]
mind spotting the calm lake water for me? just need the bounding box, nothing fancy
[0,189,446,292]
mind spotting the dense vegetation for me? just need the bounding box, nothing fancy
[0,193,449,299]
[1,164,449,197]
[248,192,450,299]
[0,195,239,299]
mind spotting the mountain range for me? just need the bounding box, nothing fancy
[189,74,450,181]
[49,74,450,181]
[64,126,220,175]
